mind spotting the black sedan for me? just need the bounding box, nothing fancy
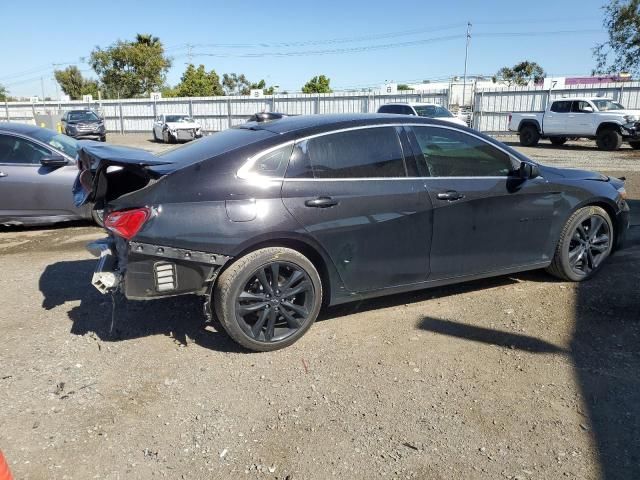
[75,114,630,351]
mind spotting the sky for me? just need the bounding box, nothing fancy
[0,0,610,98]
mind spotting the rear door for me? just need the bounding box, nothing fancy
[544,100,572,135]
[407,125,557,279]
[0,133,80,221]
[281,125,433,293]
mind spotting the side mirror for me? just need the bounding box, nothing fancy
[518,162,540,180]
[40,155,68,167]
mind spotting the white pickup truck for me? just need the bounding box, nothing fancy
[508,97,640,151]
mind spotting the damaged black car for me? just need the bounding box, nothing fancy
[76,114,630,351]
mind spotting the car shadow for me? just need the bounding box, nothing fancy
[415,224,640,479]
[38,259,246,353]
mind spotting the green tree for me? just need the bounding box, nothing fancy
[222,73,251,95]
[302,75,332,93]
[397,84,412,91]
[494,61,545,86]
[89,33,171,98]
[594,0,640,75]
[174,64,224,97]
[0,84,8,101]
[54,66,100,100]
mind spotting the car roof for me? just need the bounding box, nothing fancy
[0,122,43,135]
[238,113,443,136]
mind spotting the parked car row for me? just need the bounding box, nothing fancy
[509,97,640,151]
[73,113,629,352]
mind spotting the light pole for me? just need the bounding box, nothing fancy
[462,21,472,107]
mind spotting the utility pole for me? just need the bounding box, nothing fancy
[186,43,194,65]
[462,21,472,108]
[40,76,46,102]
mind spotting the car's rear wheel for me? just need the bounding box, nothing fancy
[546,206,613,281]
[100,135,106,142]
[629,140,640,150]
[596,128,623,151]
[519,125,540,147]
[214,247,323,352]
[550,137,567,146]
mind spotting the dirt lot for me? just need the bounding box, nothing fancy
[1,134,639,479]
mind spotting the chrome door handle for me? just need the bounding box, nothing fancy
[0,171,7,178]
[437,190,464,201]
[305,196,339,208]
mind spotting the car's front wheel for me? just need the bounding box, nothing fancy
[214,247,323,352]
[546,206,613,281]
[629,140,640,150]
[596,128,623,151]
[550,136,567,146]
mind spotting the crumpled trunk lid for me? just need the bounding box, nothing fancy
[73,142,174,208]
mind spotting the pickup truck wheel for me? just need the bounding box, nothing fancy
[629,140,640,150]
[214,247,323,352]
[546,206,613,282]
[519,125,540,147]
[596,128,623,151]
[550,137,567,146]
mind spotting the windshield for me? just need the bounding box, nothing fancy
[68,111,100,122]
[30,129,79,158]
[592,100,625,111]
[413,105,453,118]
[165,115,192,123]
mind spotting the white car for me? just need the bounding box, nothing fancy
[377,102,468,127]
[152,114,203,143]
[508,97,640,151]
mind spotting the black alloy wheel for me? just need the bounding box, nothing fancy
[214,247,323,351]
[236,261,314,342]
[567,214,612,277]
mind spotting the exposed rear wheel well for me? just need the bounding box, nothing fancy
[217,238,332,307]
[519,120,540,133]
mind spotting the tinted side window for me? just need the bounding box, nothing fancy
[0,134,50,165]
[410,126,513,177]
[286,127,407,179]
[550,101,571,113]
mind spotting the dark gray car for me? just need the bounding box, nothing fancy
[0,123,93,226]
[76,114,630,351]
[61,110,106,142]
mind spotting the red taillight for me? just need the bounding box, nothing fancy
[104,207,151,240]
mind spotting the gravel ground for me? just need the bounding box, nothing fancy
[1,134,639,480]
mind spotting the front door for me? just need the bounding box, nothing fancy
[281,126,433,293]
[407,125,557,280]
[544,100,572,135]
[0,133,79,221]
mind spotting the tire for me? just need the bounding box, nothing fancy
[519,125,540,147]
[550,137,567,146]
[214,247,323,352]
[152,129,159,142]
[629,140,640,150]
[546,206,614,282]
[100,135,106,142]
[596,128,623,151]
[91,209,104,227]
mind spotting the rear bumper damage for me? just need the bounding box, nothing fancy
[86,237,231,300]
